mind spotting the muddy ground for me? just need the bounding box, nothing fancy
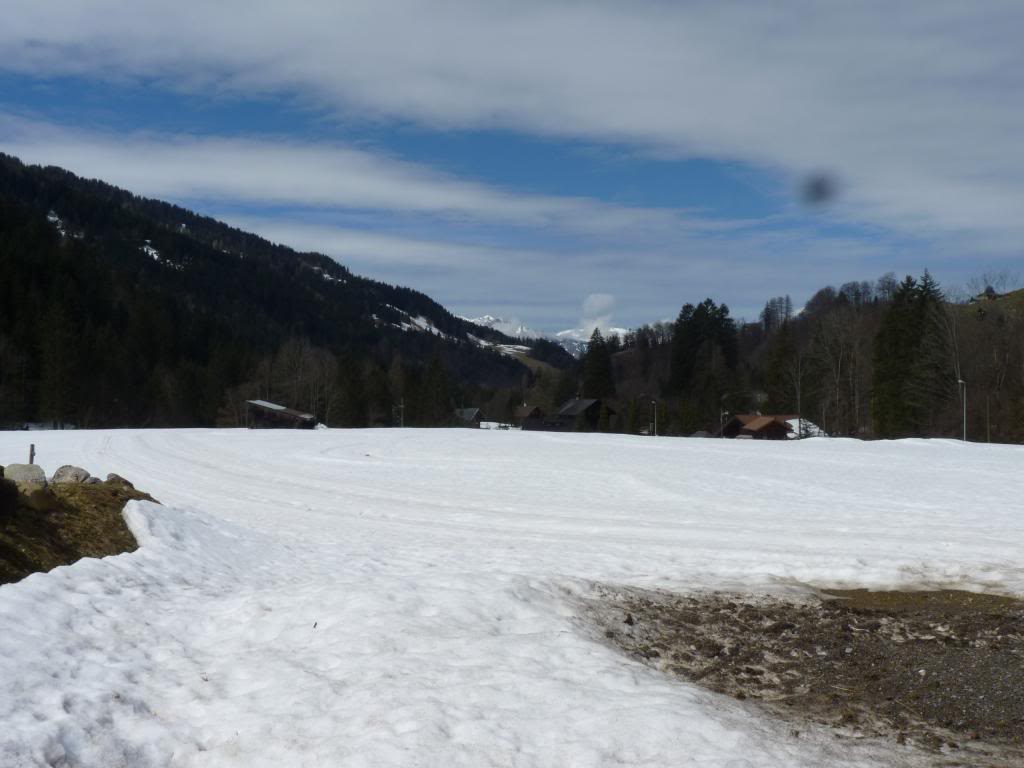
[586,586,1024,767]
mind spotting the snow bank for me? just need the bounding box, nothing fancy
[1,430,1021,766]
[0,502,279,766]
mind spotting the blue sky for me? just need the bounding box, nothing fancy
[1,2,1021,332]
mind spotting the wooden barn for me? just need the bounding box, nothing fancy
[720,413,796,440]
[516,405,545,430]
[526,397,614,432]
[246,400,316,429]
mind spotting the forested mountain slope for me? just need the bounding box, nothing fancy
[0,154,570,428]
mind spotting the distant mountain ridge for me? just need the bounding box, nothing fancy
[460,315,544,340]
[462,314,629,357]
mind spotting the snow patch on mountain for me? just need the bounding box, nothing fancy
[377,306,457,341]
[468,334,531,359]
[311,265,346,284]
[46,210,66,236]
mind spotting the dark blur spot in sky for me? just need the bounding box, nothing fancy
[801,173,838,206]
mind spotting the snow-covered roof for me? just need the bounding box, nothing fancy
[247,400,285,411]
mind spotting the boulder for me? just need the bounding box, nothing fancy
[52,465,91,484]
[4,464,47,493]
[84,476,102,485]
[106,473,134,489]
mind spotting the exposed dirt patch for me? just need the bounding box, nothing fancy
[0,480,156,585]
[587,586,1024,766]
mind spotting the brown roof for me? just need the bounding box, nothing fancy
[743,415,779,432]
[742,415,796,433]
[731,414,760,425]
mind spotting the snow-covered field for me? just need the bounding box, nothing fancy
[1,429,1022,767]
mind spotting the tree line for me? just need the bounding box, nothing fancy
[559,271,1024,442]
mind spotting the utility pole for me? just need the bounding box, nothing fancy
[958,379,967,442]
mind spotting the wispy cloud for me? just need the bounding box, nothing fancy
[0,114,724,239]
[2,1,1022,246]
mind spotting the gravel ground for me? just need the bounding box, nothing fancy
[586,587,1024,767]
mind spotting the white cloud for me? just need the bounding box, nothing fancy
[580,293,616,336]
[225,215,519,270]
[0,115,714,239]
[1,1,1022,245]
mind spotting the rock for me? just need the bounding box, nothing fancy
[106,473,134,488]
[52,465,91,484]
[84,476,101,485]
[4,464,47,493]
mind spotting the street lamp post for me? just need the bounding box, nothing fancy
[958,379,966,442]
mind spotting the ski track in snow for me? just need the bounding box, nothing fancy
[1,429,1022,767]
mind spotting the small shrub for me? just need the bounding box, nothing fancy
[0,478,18,520]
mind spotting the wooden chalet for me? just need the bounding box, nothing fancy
[246,400,316,429]
[720,413,797,440]
[524,397,613,432]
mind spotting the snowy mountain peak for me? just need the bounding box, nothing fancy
[463,313,631,357]
[461,315,542,340]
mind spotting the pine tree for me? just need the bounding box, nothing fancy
[582,328,615,398]
[872,276,920,437]
[904,271,954,432]
[626,399,639,434]
[421,349,452,426]
[337,354,368,427]
[39,304,79,427]
[553,369,578,407]
[871,272,953,437]
[764,321,797,413]
[669,299,737,393]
